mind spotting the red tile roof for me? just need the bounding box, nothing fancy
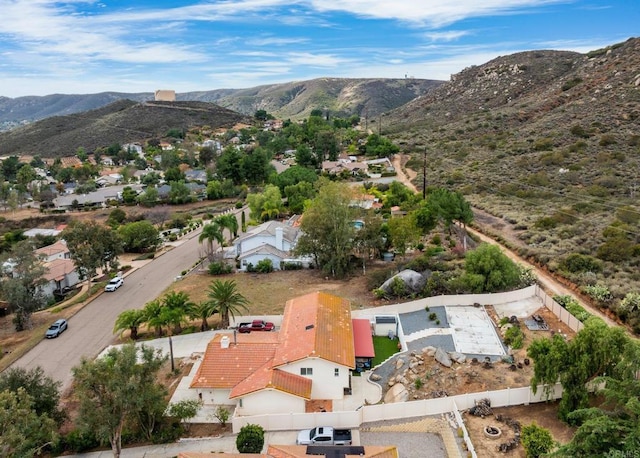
[230,365,311,399]
[273,292,355,369]
[190,332,279,389]
[352,319,375,358]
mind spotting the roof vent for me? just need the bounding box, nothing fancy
[305,324,314,330]
[220,335,230,349]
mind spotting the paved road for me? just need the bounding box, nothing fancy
[11,227,207,391]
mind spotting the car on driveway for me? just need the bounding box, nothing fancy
[104,276,124,292]
[46,319,68,338]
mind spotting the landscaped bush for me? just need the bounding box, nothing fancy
[208,262,232,275]
[255,258,274,273]
[504,325,524,349]
[554,295,591,322]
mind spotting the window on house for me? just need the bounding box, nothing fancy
[334,368,340,377]
[300,367,313,376]
[239,399,243,407]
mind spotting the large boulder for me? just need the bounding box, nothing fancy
[435,347,453,368]
[384,382,409,403]
[380,269,426,295]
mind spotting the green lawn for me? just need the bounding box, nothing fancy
[372,335,401,366]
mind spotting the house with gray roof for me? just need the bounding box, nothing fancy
[233,220,307,271]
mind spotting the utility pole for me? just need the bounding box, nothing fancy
[422,147,427,200]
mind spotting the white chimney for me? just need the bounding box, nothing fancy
[275,227,284,250]
[220,335,230,349]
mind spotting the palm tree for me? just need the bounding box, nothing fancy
[161,291,194,335]
[189,301,219,331]
[206,279,249,329]
[142,299,165,337]
[260,200,281,221]
[113,309,145,340]
[216,213,239,240]
[199,222,224,260]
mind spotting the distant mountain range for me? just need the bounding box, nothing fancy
[0,78,443,129]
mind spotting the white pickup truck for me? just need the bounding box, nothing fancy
[296,426,352,445]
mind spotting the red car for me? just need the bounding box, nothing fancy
[238,319,275,333]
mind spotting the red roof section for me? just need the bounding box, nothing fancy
[352,319,375,358]
[272,292,355,369]
[190,332,278,389]
[230,364,312,399]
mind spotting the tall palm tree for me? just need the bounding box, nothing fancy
[206,279,249,329]
[216,213,239,240]
[260,200,281,221]
[113,309,145,340]
[142,299,164,337]
[199,222,224,260]
[161,291,194,335]
[189,301,219,331]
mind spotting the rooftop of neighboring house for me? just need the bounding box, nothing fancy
[34,240,68,258]
[236,220,299,245]
[43,258,76,282]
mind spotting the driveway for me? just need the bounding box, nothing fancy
[10,227,208,391]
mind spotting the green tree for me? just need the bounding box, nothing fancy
[462,243,520,293]
[0,240,47,331]
[142,299,165,337]
[167,399,202,433]
[216,213,239,239]
[236,423,265,454]
[160,291,194,335]
[120,186,138,205]
[0,388,59,457]
[206,279,249,329]
[164,166,185,183]
[189,301,218,331]
[118,220,161,253]
[246,184,283,222]
[199,221,224,260]
[273,165,318,192]
[199,146,216,167]
[528,317,630,422]
[62,221,122,283]
[168,181,192,204]
[0,366,64,426]
[296,181,356,278]
[107,208,127,228]
[521,423,555,457]
[387,214,420,257]
[113,309,146,340]
[216,146,244,185]
[72,344,167,458]
[138,187,159,207]
[284,181,316,214]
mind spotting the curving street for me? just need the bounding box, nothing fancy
[10,226,207,391]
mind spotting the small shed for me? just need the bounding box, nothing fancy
[352,319,375,372]
[374,315,398,338]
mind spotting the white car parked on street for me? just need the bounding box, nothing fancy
[104,276,124,292]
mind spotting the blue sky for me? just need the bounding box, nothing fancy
[0,0,637,97]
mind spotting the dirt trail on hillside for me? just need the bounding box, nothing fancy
[392,154,619,329]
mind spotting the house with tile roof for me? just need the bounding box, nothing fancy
[190,292,356,416]
[34,240,80,298]
[234,220,306,271]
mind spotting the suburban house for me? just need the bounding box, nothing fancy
[35,240,80,298]
[321,160,368,176]
[190,292,373,416]
[234,220,303,271]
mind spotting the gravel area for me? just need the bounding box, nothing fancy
[361,417,457,458]
[399,307,449,334]
[360,430,447,458]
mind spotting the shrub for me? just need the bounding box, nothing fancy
[504,325,524,349]
[582,284,613,305]
[560,253,602,273]
[282,262,303,270]
[62,429,100,453]
[209,262,232,275]
[521,422,554,457]
[236,424,265,454]
[255,258,274,273]
[214,406,230,426]
[414,378,423,389]
[570,124,591,138]
[429,312,437,321]
[561,77,583,91]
